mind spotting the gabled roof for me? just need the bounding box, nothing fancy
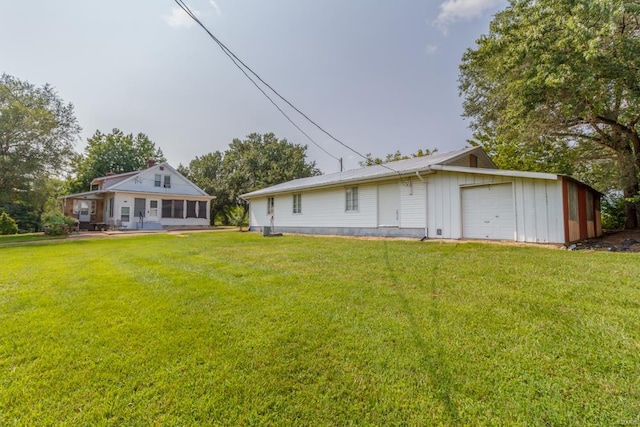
[101,162,208,196]
[241,147,494,199]
[62,162,211,199]
[91,170,139,189]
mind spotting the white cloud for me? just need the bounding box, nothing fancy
[209,0,221,16]
[164,6,201,28]
[434,0,505,34]
[425,44,438,55]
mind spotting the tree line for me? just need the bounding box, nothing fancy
[0,73,320,232]
[3,0,640,233]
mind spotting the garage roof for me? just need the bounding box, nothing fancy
[241,147,493,199]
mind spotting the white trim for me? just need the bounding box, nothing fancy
[430,165,559,181]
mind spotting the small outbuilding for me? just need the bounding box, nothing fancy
[241,147,602,244]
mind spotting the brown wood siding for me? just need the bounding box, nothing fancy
[63,199,74,217]
[586,191,595,238]
[595,196,603,236]
[92,199,105,223]
[567,181,581,242]
[578,186,587,240]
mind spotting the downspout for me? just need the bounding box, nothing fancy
[416,171,428,240]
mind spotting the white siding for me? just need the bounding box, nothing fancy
[112,167,206,196]
[513,179,564,243]
[426,171,565,243]
[250,184,378,229]
[249,199,267,228]
[112,192,209,229]
[247,170,566,243]
[400,179,426,229]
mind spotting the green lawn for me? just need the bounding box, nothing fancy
[1,232,638,425]
[0,232,68,246]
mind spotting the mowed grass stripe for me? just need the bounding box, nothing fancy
[0,232,638,425]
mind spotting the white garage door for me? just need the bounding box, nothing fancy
[462,183,515,240]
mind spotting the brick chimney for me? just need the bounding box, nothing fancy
[147,159,157,168]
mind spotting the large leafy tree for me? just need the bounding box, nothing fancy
[0,73,80,231]
[181,132,320,224]
[223,132,320,200]
[68,129,165,193]
[459,0,640,228]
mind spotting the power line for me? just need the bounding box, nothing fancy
[174,0,338,162]
[173,0,401,175]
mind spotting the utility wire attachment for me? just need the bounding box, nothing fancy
[173,0,401,175]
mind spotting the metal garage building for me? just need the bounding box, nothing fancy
[242,147,602,244]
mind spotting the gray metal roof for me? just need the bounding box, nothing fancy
[241,147,484,199]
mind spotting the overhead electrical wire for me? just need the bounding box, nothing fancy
[173,0,337,161]
[173,0,401,175]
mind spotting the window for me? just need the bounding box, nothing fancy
[186,201,197,218]
[154,174,162,187]
[162,200,184,218]
[163,175,171,188]
[90,200,96,214]
[162,200,171,218]
[121,206,130,222]
[108,197,114,217]
[586,191,594,221]
[346,187,358,211]
[293,194,302,214]
[149,200,158,217]
[198,201,207,219]
[470,154,478,168]
[568,182,579,221]
[267,197,274,215]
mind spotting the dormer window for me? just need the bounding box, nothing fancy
[163,175,171,188]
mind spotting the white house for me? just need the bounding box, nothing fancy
[241,147,602,244]
[61,161,213,231]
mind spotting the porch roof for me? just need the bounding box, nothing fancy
[58,190,106,200]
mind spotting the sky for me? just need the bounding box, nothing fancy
[1,0,507,174]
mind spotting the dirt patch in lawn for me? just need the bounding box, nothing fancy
[571,229,640,252]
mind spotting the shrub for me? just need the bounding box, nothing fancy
[601,192,626,230]
[213,212,226,226]
[41,209,77,236]
[227,205,249,231]
[3,201,39,233]
[0,211,19,235]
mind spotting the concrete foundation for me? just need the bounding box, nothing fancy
[249,226,425,238]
